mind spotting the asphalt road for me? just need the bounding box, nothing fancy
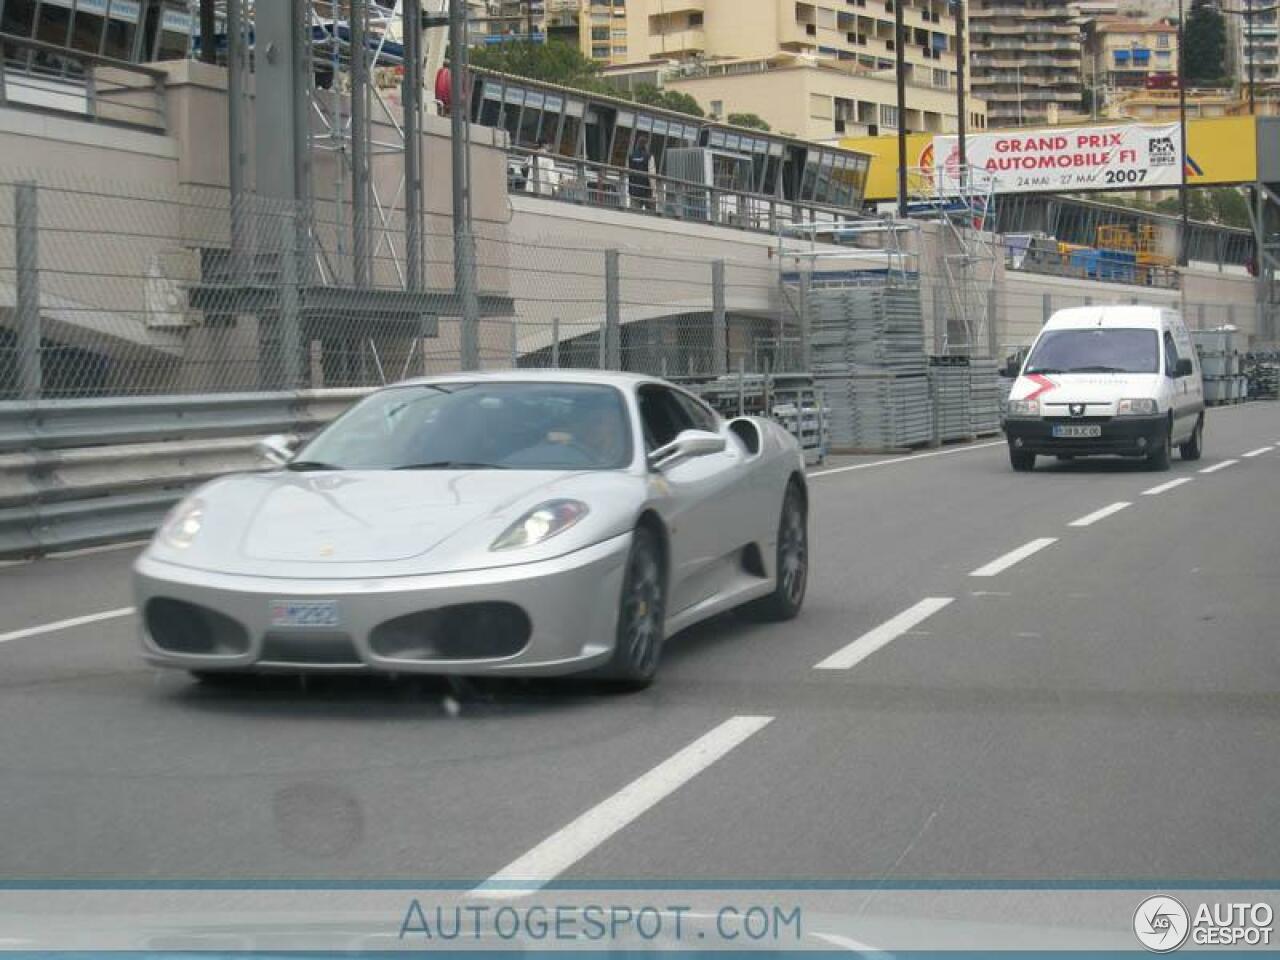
[2,403,1278,885]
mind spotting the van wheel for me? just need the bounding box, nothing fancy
[1010,447,1036,472]
[1179,416,1203,461]
[1146,419,1173,471]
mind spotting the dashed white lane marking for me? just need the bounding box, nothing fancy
[0,607,135,646]
[1068,501,1131,528]
[1142,477,1193,496]
[1199,460,1239,474]
[473,715,773,898]
[814,597,954,671]
[1242,446,1274,458]
[809,440,1005,480]
[969,538,1058,578]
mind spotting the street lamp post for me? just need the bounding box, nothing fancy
[895,0,908,219]
[954,0,968,172]
[1178,0,1189,266]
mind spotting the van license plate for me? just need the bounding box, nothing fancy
[1052,425,1102,439]
[270,600,339,629]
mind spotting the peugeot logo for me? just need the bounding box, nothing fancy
[1069,403,1086,417]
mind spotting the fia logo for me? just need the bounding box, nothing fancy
[1148,136,1177,167]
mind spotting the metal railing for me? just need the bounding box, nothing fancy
[506,146,870,237]
[0,32,168,132]
[1005,251,1181,290]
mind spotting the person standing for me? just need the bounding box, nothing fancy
[627,137,655,211]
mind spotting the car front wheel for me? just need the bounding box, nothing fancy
[605,525,666,689]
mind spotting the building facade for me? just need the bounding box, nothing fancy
[968,0,1084,128]
[1233,0,1280,90]
[1086,18,1178,91]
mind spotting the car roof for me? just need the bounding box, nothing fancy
[394,370,667,389]
[1043,305,1174,332]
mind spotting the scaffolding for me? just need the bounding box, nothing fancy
[906,164,1000,357]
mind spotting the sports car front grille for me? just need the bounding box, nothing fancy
[146,598,250,656]
[260,632,362,666]
[370,603,531,661]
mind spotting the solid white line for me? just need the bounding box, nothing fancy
[1142,477,1193,496]
[1068,501,1132,528]
[814,597,954,671]
[1242,446,1274,458]
[1199,460,1239,474]
[473,715,773,897]
[809,440,1005,480]
[0,607,134,645]
[969,538,1058,578]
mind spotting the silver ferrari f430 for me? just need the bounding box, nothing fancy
[134,371,809,688]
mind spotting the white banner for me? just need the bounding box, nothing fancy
[931,123,1184,195]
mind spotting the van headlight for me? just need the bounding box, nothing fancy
[1007,398,1040,417]
[491,500,589,551]
[1116,398,1158,416]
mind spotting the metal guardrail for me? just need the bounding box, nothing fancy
[0,32,169,132]
[0,389,369,558]
[507,146,869,237]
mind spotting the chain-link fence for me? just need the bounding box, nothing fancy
[0,174,801,401]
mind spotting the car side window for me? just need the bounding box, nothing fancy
[673,390,719,433]
[1163,332,1181,377]
[638,385,696,451]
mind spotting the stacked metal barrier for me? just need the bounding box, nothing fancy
[929,358,972,442]
[1194,329,1249,406]
[969,358,1004,435]
[1244,351,1279,400]
[809,286,933,450]
[691,372,830,465]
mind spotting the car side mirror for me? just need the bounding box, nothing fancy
[648,429,727,470]
[256,433,299,466]
[1175,358,1194,377]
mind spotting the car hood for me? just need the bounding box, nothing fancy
[149,469,646,578]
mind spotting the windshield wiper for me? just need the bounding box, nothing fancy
[1066,365,1130,374]
[285,460,344,472]
[394,461,510,471]
[1023,367,1063,375]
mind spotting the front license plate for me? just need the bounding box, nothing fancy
[1052,425,1102,439]
[270,600,339,629]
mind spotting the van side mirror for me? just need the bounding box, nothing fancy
[1174,358,1194,378]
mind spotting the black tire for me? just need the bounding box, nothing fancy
[1146,419,1173,471]
[1179,416,1203,461]
[604,525,666,690]
[1010,447,1036,472]
[747,482,809,622]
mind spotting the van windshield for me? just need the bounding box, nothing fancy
[1023,328,1159,375]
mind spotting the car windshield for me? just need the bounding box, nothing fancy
[1024,328,1159,375]
[295,382,633,471]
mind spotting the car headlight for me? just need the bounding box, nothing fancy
[160,498,205,549]
[1116,398,1158,416]
[490,500,589,551]
[1007,398,1040,417]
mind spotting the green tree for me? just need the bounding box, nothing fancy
[727,112,772,131]
[631,84,705,118]
[1210,187,1250,229]
[469,40,606,92]
[1182,0,1228,86]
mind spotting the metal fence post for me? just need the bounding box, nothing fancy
[798,270,812,372]
[280,205,302,388]
[605,249,621,370]
[1042,292,1052,326]
[16,181,41,400]
[510,315,519,368]
[712,259,727,376]
[551,317,560,369]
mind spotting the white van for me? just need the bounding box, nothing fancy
[1003,305,1204,472]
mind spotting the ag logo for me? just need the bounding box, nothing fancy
[1134,895,1190,952]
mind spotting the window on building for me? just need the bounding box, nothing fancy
[880,103,898,128]
[1157,34,1169,48]
[689,12,703,26]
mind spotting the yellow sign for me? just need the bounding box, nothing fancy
[843,116,1259,201]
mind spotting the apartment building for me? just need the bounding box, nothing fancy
[968,0,1084,128]
[1086,18,1178,90]
[1232,0,1280,89]
[577,0,630,63]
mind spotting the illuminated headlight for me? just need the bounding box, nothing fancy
[1116,398,1158,416]
[491,500,589,551]
[160,498,205,550]
[1007,398,1041,417]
